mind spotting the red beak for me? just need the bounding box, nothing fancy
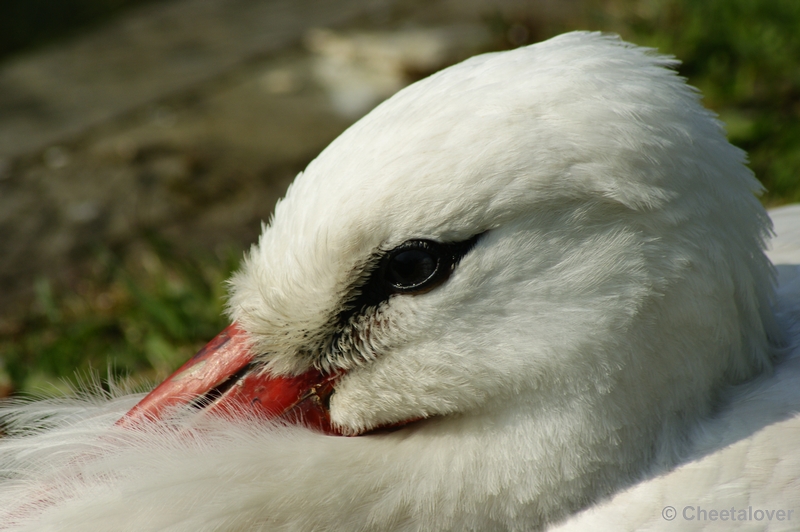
[118,323,343,435]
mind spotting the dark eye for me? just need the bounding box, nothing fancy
[385,242,441,292]
[334,234,482,331]
[380,236,482,295]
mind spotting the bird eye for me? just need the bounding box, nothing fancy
[334,234,482,332]
[381,236,481,295]
[385,242,441,292]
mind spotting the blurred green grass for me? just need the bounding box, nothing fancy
[1,0,798,396]
[0,239,237,396]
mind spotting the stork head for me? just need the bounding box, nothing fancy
[123,32,779,512]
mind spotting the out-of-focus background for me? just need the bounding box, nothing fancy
[0,0,798,396]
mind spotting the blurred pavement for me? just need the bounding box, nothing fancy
[0,0,577,324]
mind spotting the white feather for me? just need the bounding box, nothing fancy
[1,32,798,531]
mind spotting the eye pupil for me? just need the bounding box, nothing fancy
[387,249,438,289]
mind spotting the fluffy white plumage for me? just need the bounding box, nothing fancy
[1,32,799,531]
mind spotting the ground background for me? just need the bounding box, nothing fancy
[1,0,798,396]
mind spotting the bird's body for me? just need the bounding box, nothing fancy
[1,32,798,531]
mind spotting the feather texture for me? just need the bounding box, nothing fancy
[0,32,798,531]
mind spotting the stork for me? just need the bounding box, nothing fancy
[1,32,799,531]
